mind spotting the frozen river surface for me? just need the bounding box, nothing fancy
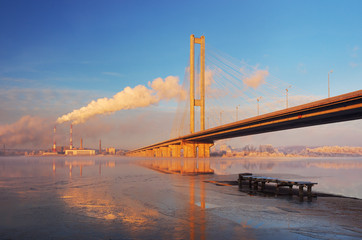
[0,156,361,239]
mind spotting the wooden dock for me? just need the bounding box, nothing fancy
[238,173,317,200]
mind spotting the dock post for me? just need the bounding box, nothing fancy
[261,181,265,191]
[238,174,243,188]
[307,185,312,198]
[299,185,304,200]
[289,185,293,195]
[253,181,258,190]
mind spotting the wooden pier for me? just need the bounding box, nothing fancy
[238,173,317,200]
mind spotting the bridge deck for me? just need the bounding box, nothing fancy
[128,89,362,155]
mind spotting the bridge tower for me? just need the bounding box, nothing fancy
[190,34,205,133]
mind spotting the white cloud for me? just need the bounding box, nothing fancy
[242,69,269,89]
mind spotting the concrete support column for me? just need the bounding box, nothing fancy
[146,150,154,157]
[197,143,214,158]
[183,143,196,158]
[160,147,171,157]
[190,34,205,133]
[200,36,205,131]
[154,148,162,158]
[190,34,195,134]
[169,145,181,157]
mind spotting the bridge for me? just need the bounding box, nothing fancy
[127,35,362,158]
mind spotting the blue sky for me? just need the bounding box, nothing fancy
[1,0,361,149]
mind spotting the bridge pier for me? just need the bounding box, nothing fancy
[181,142,214,158]
[169,145,181,157]
[128,142,213,158]
[182,142,196,158]
[154,148,162,157]
[197,143,214,158]
[160,147,171,157]
[146,149,154,157]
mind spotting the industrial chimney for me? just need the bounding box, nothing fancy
[99,139,101,154]
[80,138,83,150]
[70,124,73,150]
[53,125,56,152]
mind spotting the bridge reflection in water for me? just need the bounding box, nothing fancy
[138,158,214,175]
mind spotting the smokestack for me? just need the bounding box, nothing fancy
[99,139,101,154]
[80,138,83,149]
[53,125,56,152]
[70,124,73,150]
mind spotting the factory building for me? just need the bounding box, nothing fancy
[106,147,116,155]
[65,149,95,156]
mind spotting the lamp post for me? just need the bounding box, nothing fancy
[236,104,240,121]
[328,70,333,98]
[286,85,291,108]
[257,97,262,116]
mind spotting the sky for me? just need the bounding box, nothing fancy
[0,0,361,150]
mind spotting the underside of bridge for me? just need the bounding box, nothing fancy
[128,141,214,158]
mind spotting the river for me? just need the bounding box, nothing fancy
[0,156,361,239]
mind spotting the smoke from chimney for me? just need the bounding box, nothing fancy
[56,76,186,125]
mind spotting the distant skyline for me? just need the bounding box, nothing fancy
[1,0,361,150]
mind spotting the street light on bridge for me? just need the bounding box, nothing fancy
[286,85,292,108]
[328,70,333,98]
[236,104,240,121]
[257,97,262,116]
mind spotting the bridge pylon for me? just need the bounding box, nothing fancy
[190,34,205,133]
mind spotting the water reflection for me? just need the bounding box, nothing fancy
[60,184,159,223]
[138,158,214,175]
[3,156,358,238]
[211,158,362,174]
[51,159,116,177]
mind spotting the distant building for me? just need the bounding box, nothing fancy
[106,147,116,155]
[65,149,95,156]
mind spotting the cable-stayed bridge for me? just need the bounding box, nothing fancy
[127,35,362,158]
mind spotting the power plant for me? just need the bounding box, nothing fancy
[42,124,120,156]
[64,124,95,155]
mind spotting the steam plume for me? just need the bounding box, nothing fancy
[57,76,186,125]
[0,115,51,148]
